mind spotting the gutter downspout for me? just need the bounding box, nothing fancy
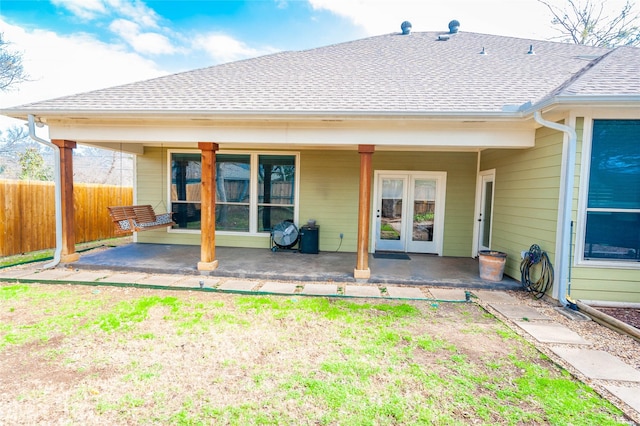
[533,111,575,307]
[28,114,62,269]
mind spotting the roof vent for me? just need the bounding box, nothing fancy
[480,47,487,55]
[401,21,412,35]
[438,34,450,41]
[527,44,535,55]
[448,20,460,33]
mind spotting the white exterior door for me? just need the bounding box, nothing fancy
[477,170,495,253]
[374,171,446,254]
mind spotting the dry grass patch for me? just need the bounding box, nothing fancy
[0,283,631,425]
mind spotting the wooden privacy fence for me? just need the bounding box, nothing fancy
[0,180,133,257]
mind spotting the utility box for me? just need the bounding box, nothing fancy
[299,225,319,254]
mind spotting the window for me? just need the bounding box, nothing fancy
[258,155,296,232]
[171,153,202,229]
[170,151,298,233]
[583,120,640,261]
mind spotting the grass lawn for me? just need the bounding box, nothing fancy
[0,283,630,425]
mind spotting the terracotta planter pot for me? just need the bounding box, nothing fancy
[478,250,507,282]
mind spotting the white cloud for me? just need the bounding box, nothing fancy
[52,0,160,29]
[0,18,167,129]
[105,0,160,29]
[192,33,276,64]
[109,19,177,55]
[50,0,107,20]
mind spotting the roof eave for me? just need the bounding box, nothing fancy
[0,108,529,123]
[524,95,640,115]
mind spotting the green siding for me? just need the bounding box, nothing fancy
[569,118,640,303]
[136,148,478,256]
[481,126,563,281]
[299,151,360,252]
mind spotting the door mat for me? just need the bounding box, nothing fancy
[373,252,411,260]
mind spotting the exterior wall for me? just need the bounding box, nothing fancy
[570,117,640,303]
[298,150,360,252]
[372,151,477,257]
[480,126,564,281]
[136,147,478,256]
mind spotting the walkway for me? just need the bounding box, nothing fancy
[0,262,638,422]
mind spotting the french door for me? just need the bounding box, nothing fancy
[374,171,446,254]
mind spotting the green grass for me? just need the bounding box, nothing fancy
[0,283,629,425]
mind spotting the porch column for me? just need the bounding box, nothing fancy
[354,144,375,279]
[197,142,219,271]
[51,139,79,263]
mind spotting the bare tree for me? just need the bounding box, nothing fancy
[0,33,29,91]
[539,0,640,47]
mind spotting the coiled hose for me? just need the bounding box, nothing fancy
[520,244,554,299]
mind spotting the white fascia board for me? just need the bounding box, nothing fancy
[2,108,528,123]
[48,122,535,149]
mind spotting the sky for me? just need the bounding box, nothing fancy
[0,0,632,133]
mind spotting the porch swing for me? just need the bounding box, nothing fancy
[107,144,175,234]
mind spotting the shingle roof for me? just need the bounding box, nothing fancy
[6,31,636,117]
[555,46,640,97]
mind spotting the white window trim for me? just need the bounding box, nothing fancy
[167,149,300,236]
[576,115,640,269]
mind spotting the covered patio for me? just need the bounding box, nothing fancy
[71,243,522,291]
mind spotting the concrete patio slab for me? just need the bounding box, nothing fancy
[473,290,518,304]
[99,273,149,283]
[515,321,591,345]
[604,384,640,414]
[550,347,640,382]
[385,286,426,299]
[180,276,220,288]
[428,288,468,302]
[217,279,259,292]
[71,243,522,290]
[259,282,298,294]
[136,274,187,287]
[490,304,550,321]
[301,283,338,296]
[344,285,381,298]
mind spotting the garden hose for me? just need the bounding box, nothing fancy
[520,244,554,299]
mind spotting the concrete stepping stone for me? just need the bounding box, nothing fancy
[429,288,467,302]
[550,347,640,382]
[301,283,338,296]
[603,384,640,413]
[473,290,518,304]
[490,304,549,321]
[385,286,426,299]
[180,277,220,288]
[99,273,148,283]
[137,274,187,286]
[0,268,34,279]
[217,279,259,292]
[20,268,75,281]
[515,321,590,345]
[344,285,381,298]
[65,271,112,282]
[259,282,298,294]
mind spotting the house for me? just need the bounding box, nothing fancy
[2,21,639,303]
